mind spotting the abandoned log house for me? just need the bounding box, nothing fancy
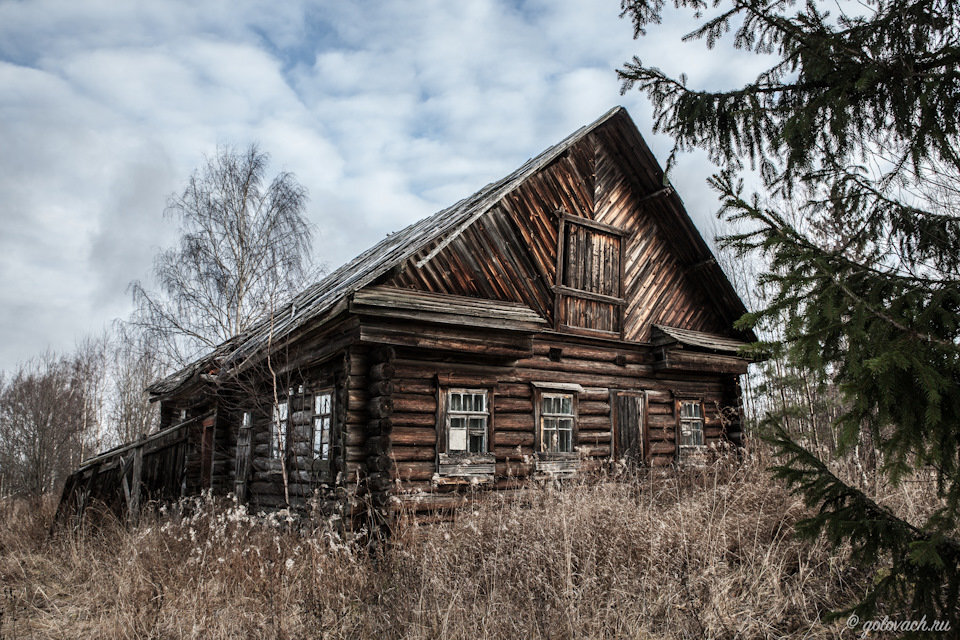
[59,106,756,519]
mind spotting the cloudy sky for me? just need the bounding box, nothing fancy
[0,0,762,374]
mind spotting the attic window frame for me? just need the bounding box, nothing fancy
[553,211,627,337]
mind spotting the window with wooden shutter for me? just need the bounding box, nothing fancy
[554,212,626,335]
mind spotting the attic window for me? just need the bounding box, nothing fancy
[554,213,626,335]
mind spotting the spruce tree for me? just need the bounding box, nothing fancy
[619,0,960,622]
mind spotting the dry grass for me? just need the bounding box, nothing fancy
[0,451,929,639]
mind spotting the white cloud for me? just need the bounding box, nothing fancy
[0,0,765,373]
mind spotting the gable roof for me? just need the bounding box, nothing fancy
[148,106,752,397]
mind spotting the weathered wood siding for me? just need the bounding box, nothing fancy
[385,132,730,342]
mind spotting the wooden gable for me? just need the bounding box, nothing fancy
[383,113,738,344]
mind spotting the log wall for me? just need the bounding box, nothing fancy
[375,334,743,512]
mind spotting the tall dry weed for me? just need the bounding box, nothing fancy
[0,452,936,639]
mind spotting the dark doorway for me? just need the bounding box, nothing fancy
[616,393,645,463]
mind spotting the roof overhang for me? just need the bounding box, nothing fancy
[350,285,547,332]
[351,286,546,360]
[652,324,754,374]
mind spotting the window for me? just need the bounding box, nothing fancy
[561,223,622,297]
[533,382,581,475]
[446,390,488,454]
[554,213,626,334]
[540,393,575,453]
[678,400,705,461]
[312,391,333,461]
[270,400,288,459]
[437,388,494,480]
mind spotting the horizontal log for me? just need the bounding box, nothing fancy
[348,389,368,408]
[647,413,676,428]
[393,393,436,414]
[436,371,501,387]
[645,389,672,403]
[579,387,613,402]
[495,413,534,431]
[512,356,653,378]
[649,442,676,455]
[390,446,436,462]
[390,413,436,428]
[395,492,469,512]
[494,397,533,413]
[494,382,532,398]
[579,400,610,416]
[647,403,673,415]
[647,427,676,442]
[391,427,437,446]
[390,378,436,395]
[348,354,367,377]
[495,431,534,447]
[577,430,611,444]
[577,415,611,429]
[532,342,645,364]
[345,410,368,427]
[361,323,533,359]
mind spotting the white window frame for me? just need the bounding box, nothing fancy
[445,389,489,455]
[312,389,334,461]
[540,392,576,454]
[677,399,706,461]
[270,399,288,460]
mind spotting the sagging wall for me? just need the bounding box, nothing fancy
[363,336,742,512]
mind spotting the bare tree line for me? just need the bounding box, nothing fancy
[0,330,162,498]
[0,144,319,500]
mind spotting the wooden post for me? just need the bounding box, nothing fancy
[128,440,143,523]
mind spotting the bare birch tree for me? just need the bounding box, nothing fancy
[130,144,316,369]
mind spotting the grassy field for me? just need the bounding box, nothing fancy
[0,451,924,639]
